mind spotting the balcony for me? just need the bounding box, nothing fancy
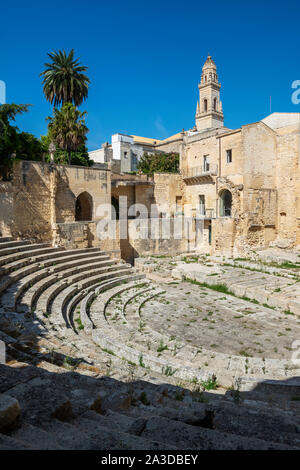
[196,208,216,219]
[181,164,218,183]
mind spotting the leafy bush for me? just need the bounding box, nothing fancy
[137,151,179,174]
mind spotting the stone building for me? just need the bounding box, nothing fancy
[89,132,184,173]
[0,160,119,252]
[0,55,299,261]
[96,55,300,257]
[89,133,166,173]
[177,56,300,255]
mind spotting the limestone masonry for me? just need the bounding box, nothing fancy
[1,56,299,259]
[0,56,300,450]
[89,54,300,258]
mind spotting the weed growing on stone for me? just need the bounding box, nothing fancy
[139,353,145,368]
[162,365,177,376]
[200,375,218,390]
[157,339,168,353]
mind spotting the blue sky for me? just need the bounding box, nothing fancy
[1,0,299,150]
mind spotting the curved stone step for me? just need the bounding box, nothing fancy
[91,281,153,330]
[135,292,299,383]
[0,240,31,250]
[89,288,217,384]
[69,412,178,450]
[0,242,49,258]
[90,286,181,354]
[105,287,194,366]
[0,251,110,297]
[2,258,114,310]
[71,274,146,332]
[11,422,64,450]
[0,246,65,268]
[30,266,134,331]
[92,284,299,386]
[17,261,122,313]
[0,236,13,243]
[28,256,114,309]
[46,268,137,329]
[0,247,104,279]
[174,263,300,315]
[137,414,296,450]
[2,357,299,449]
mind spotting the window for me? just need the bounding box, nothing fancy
[199,195,205,216]
[203,155,210,172]
[131,152,137,171]
[124,151,128,158]
[204,99,208,112]
[226,149,232,163]
[176,196,182,212]
[214,98,217,111]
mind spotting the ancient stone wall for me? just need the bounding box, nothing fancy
[10,161,53,241]
[54,220,121,255]
[152,173,184,215]
[57,164,111,221]
[0,182,14,236]
[155,138,183,155]
[0,161,111,243]
[273,130,299,248]
[127,217,189,261]
[183,134,219,175]
[212,217,236,255]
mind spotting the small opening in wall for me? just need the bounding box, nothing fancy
[75,192,93,221]
[226,149,232,163]
[199,194,205,216]
[112,196,120,220]
[219,189,232,217]
[203,155,210,172]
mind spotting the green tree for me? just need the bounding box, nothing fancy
[47,103,89,165]
[40,132,92,167]
[40,49,90,107]
[137,152,179,174]
[0,104,43,179]
[17,132,44,161]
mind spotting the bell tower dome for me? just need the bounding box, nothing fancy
[195,55,224,131]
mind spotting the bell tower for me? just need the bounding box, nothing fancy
[195,55,224,132]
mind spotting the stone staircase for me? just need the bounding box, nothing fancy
[1,360,300,450]
[0,237,300,449]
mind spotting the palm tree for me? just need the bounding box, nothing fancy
[47,103,88,165]
[40,49,90,107]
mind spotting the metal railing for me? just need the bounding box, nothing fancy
[181,164,218,179]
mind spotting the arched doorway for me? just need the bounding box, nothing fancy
[219,189,232,217]
[75,192,93,221]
